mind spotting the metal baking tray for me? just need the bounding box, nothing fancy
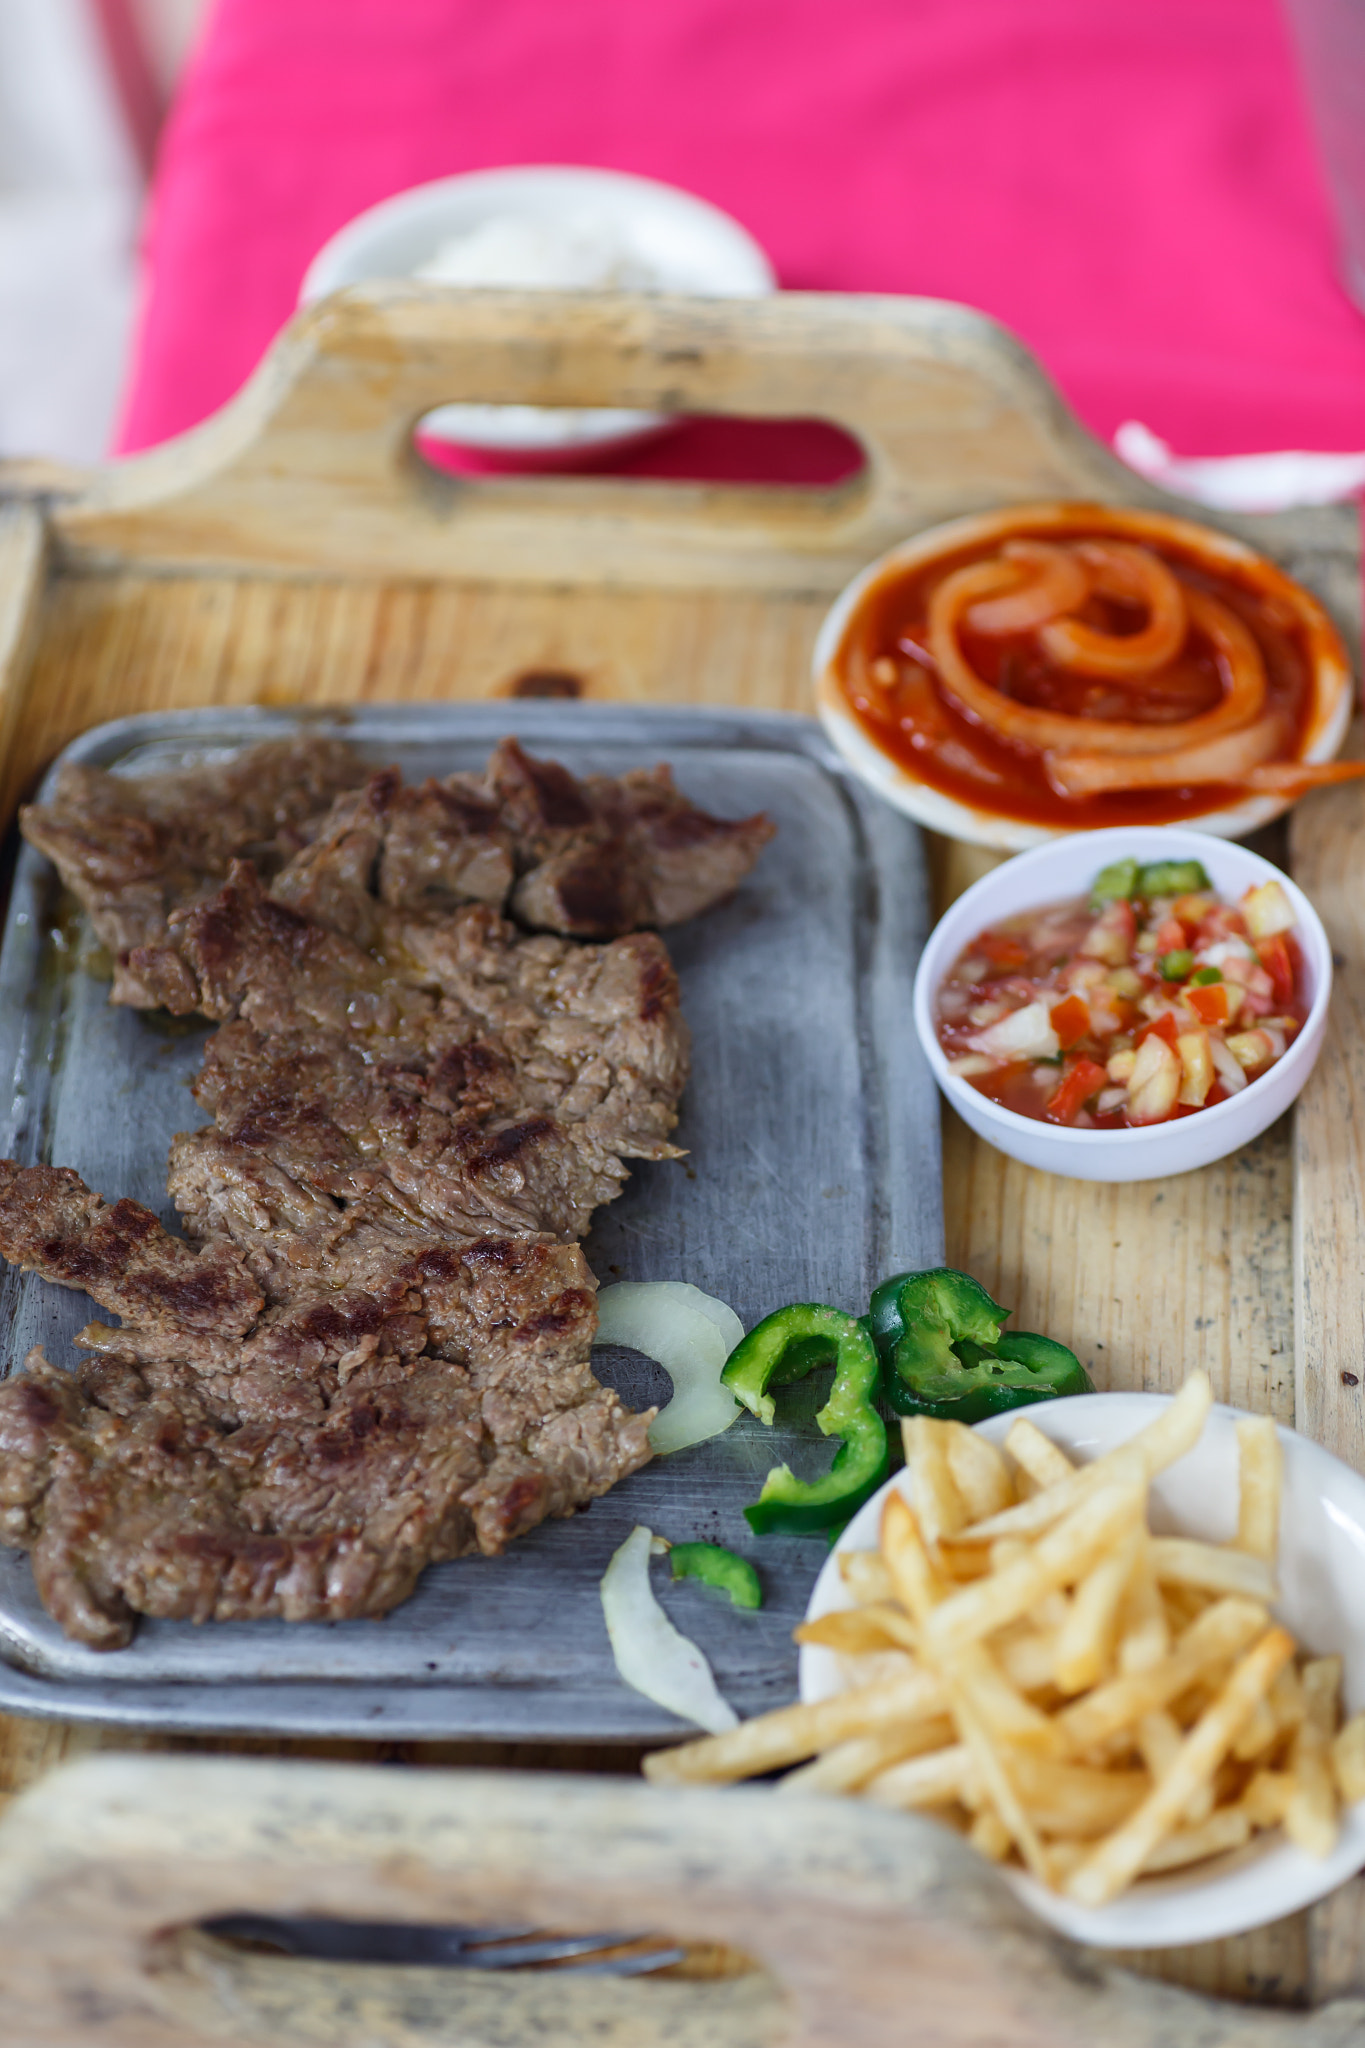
[0,702,942,1738]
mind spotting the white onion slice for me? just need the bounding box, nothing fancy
[594,1282,743,1455]
[600,1524,739,1734]
[1208,1033,1249,1096]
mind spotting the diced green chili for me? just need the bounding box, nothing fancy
[865,1267,1093,1423]
[721,1305,888,1535]
[1137,858,1211,899]
[1089,857,1140,910]
[1159,949,1195,981]
[668,1542,762,1609]
[1191,965,1223,986]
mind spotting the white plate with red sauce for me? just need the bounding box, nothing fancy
[813,503,1355,852]
[911,829,1331,1181]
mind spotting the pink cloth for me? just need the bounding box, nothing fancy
[118,0,1365,466]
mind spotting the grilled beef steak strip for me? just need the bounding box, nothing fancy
[487,738,776,937]
[0,1162,651,1648]
[269,767,515,947]
[19,736,362,1008]
[0,738,770,1648]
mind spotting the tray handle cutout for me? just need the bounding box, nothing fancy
[0,1754,1362,2047]
[51,287,1177,593]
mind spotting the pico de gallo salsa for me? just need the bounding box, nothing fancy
[936,857,1307,1129]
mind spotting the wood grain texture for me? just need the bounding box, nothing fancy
[0,287,1357,2022]
[1,1754,1363,2048]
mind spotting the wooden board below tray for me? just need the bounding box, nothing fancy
[0,286,1361,2009]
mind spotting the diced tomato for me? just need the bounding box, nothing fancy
[1044,1057,1109,1126]
[1196,905,1249,946]
[1049,994,1091,1050]
[1153,917,1187,954]
[1136,1010,1180,1049]
[1255,934,1295,1008]
[975,932,1030,971]
[1183,982,1231,1028]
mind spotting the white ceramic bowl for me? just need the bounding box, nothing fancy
[912,826,1331,1182]
[801,1392,1365,1948]
[812,503,1354,851]
[300,165,775,458]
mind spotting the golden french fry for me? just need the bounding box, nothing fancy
[1117,1546,1170,1675]
[1148,1536,1277,1603]
[865,1742,972,1810]
[1140,1805,1252,1874]
[945,1423,1015,1522]
[1059,1598,1270,1752]
[953,1692,1054,1882]
[1009,1754,1148,1838]
[1054,1526,1141,1695]
[960,1373,1213,1545]
[1004,1416,1076,1493]
[642,1667,948,1784]
[1332,1710,1365,1805]
[1231,1693,1279,1764]
[1135,1709,1213,1823]
[839,1549,895,1605]
[794,1605,917,1657]
[777,1716,957,1796]
[881,1491,945,1626]
[1161,1582,1215,1634]
[968,1807,1013,1861]
[1065,1627,1295,1907]
[926,1484,1145,1655]
[996,1626,1063,1695]
[1242,1769,1294,1827]
[903,1417,968,1551]
[945,1639,1068,1756]
[1235,1415,1283,1564]
[1285,1655,1342,1859]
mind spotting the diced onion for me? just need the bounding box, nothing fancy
[594,1281,743,1456]
[600,1524,738,1734]
[1208,1033,1249,1095]
[969,999,1061,1062]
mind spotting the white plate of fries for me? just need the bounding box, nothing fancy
[797,1376,1365,1944]
[643,1373,1365,1947]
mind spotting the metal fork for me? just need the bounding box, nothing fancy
[204,1914,688,1976]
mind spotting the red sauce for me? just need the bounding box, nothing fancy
[836,518,1320,829]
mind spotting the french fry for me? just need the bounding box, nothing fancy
[1235,1415,1283,1563]
[1134,1709,1212,1822]
[881,1492,945,1625]
[642,1667,948,1784]
[958,1373,1212,1545]
[839,1549,895,1605]
[1332,1711,1365,1804]
[777,1716,957,1795]
[1054,1526,1141,1695]
[969,1807,1013,1861]
[1140,1806,1252,1874]
[1231,1693,1279,1764]
[903,1417,968,1550]
[1004,1415,1077,1492]
[1284,1655,1342,1858]
[945,1639,1068,1756]
[794,1605,917,1657]
[1009,1754,1148,1838]
[1059,1598,1270,1752]
[1065,1627,1295,1906]
[926,1484,1145,1655]
[951,1691,1054,1882]
[996,1626,1064,1694]
[945,1423,1015,1522]
[1242,1769,1294,1827]
[865,1743,972,1810]
[1148,1536,1278,1603]
[1117,1547,1170,1675]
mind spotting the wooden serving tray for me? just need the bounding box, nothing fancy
[0,286,1361,2013]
